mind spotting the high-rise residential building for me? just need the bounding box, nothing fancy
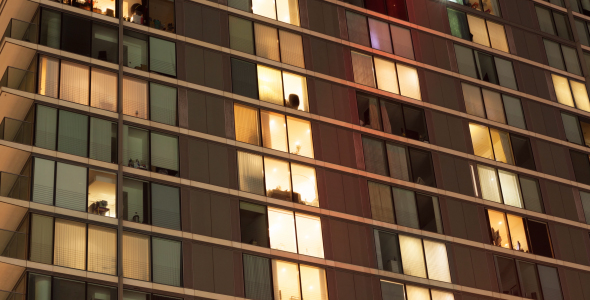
[2,0,590,299]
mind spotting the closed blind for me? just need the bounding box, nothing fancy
[380,280,405,300]
[149,37,176,77]
[261,111,288,152]
[295,213,324,258]
[346,11,370,47]
[90,118,115,163]
[286,116,314,158]
[150,83,177,126]
[276,0,300,26]
[30,214,54,264]
[399,235,426,278]
[38,56,59,98]
[123,126,149,167]
[152,238,181,286]
[368,181,395,224]
[255,23,280,62]
[462,83,486,118]
[405,285,430,300]
[272,260,301,300]
[123,76,148,119]
[487,21,509,52]
[430,290,455,300]
[351,51,376,87]
[552,74,575,108]
[519,176,543,213]
[32,158,55,205]
[386,143,410,181]
[88,225,116,275]
[362,136,388,176]
[123,232,150,281]
[279,30,305,68]
[390,25,414,60]
[397,64,421,100]
[151,183,180,230]
[477,165,502,203]
[58,110,88,157]
[374,58,399,94]
[299,265,328,300]
[54,218,86,270]
[393,187,419,229]
[90,68,117,112]
[151,132,179,172]
[238,151,265,195]
[234,104,260,145]
[60,60,90,105]
[231,58,259,99]
[35,105,57,150]
[497,170,523,208]
[229,16,255,54]
[537,265,564,300]
[368,18,393,53]
[268,207,297,253]
[55,162,87,211]
[257,65,284,105]
[243,254,273,300]
[423,240,451,282]
[481,89,506,124]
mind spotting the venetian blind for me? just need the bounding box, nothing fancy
[30,214,54,264]
[152,238,182,286]
[351,51,376,88]
[150,83,177,126]
[151,183,181,230]
[122,231,150,281]
[54,218,86,270]
[122,76,148,119]
[35,105,57,150]
[477,165,502,203]
[368,181,395,224]
[60,60,90,105]
[38,56,59,98]
[393,187,419,230]
[32,158,55,205]
[255,23,280,62]
[55,162,87,212]
[234,104,261,146]
[423,240,451,282]
[150,132,179,172]
[89,118,114,163]
[149,37,176,77]
[90,68,117,112]
[238,151,265,195]
[243,254,273,300]
[57,110,88,157]
[399,235,427,278]
[279,30,305,68]
[87,225,117,275]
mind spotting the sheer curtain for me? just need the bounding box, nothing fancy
[38,56,59,98]
[234,104,261,146]
[90,68,117,112]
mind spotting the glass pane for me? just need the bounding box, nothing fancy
[357,93,381,130]
[123,178,149,224]
[58,110,88,157]
[502,95,526,129]
[52,277,85,299]
[498,170,522,208]
[283,72,308,111]
[151,183,181,230]
[536,6,556,35]
[399,235,426,278]
[123,32,148,70]
[487,21,509,52]
[243,255,273,300]
[235,104,260,146]
[88,225,117,275]
[476,52,499,84]
[255,23,280,62]
[60,60,90,105]
[38,56,59,98]
[467,14,490,47]
[406,285,430,299]
[149,37,176,77]
[488,210,509,248]
[123,76,149,119]
[393,187,418,229]
[295,213,324,258]
[55,162,87,211]
[482,89,506,124]
[454,44,477,78]
[261,111,288,152]
[149,0,176,32]
[272,260,301,300]
[54,219,86,270]
[430,290,455,300]
[368,18,393,53]
[150,132,179,174]
[368,181,395,224]
[152,238,182,286]
[506,214,529,252]
[287,116,314,158]
[150,83,177,126]
[408,148,435,187]
[30,214,53,264]
[122,232,150,281]
[40,9,61,49]
[123,126,149,170]
[238,151,265,195]
[462,83,486,118]
[562,45,582,76]
[510,135,535,170]
[537,265,564,300]
[61,14,91,56]
[300,265,328,300]
[381,100,404,136]
[576,19,590,46]
[232,59,259,99]
[544,39,565,70]
[374,58,399,94]
[258,65,284,105]
[264,157,292,201]
[35,105,57,150]
[469,123,494,159]
[553,13,571,40]
[291,163,318,207]
[397,64,421,100]
[496,256,521,296]
[570,80,590,112]
[90,118,117,163]
[268,207,297,253]
[88,169,117,218]
[252,0,277,20]
[390,25,414,60]
[490,128,513,164]
[423,240,451,282]
[403,106,428,141]
[279,30,305,68]
[90,68,118,112]
[240,202,269,247]
[447,8,470,40]
[229,16,254,54]
[351,51,376,87]
[580,191,590,224]
[517,261,542,300]
[376,231,401,273]
[477,165,501,203]
[87,284,117,300]
[32,158,55,205]
[416,194,442,233]
[519,176,544,213]
[552,74,575,107]
[362,136,388,176]
[386,143,410,181]
[380,280,405,300]
[346,11,371,47]
[526,220,553,257]
[276,0,300,25]
[92,24,118,64]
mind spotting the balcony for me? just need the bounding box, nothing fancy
[0,67,35,94]
[2,19,37,43]
[0,228,25,260]
[0,0,37,42]
[0,291,24,300]
[0,172,29,201]
[0,118,32,146]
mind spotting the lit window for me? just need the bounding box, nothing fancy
[552,74,590,112]
[272,260,301,300]
[295,213,324,258]
[487,209,551,256]
[423,240,451,282]
[123,76,149,119]
[268,207,298,253]
[265,157,292,201]
[374,57,399,95]
[90,68,117,112]
[88,225,117,275]
[282,71,308,111]
[257,65,284,106]
[469,123,494,160]
[255,23,280,61]
[234,104,261,146]
[122,231,150,281]
[477,164,502,203]
[238,151,265,195]
[276,0,300,26]
[88,170,117,218]
[286,116,314,158]
[291,163,318,207]
[487,209,510,248]
[397,64,421,100]
[299,264,328,300]
[398,235,426,278]
[506,214,529,252]
[60,60,90,105]
[54,219,86,270]
[261,111,288,152]
[123,126,149,170]
[151,132,179,175]
[38,56,59,98]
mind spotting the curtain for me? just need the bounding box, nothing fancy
[346,11,370,47]
[286,116,314,158]
[149,37,176,77]
[58,110,88,157]
[122,232,150,281]
[299,265,328,300]
[374,58,399,95]
[291,163,318,207]
[351,51,376,88]
[152,238,181,286]
[123,77,148,119]
[571,80,590,112]
[87,225,116,275]
[257,65,284,105]
[390,25,414,60]
[368,181,395,224]
[487,21,509,52]
[368,18,393,53]
[150,132,179,172]
[268,207,297,253]
[477,165,502,203]
[35,105,57,150]
[60,60,90,105]
[238,151,265,195]
[90,68,117,112]
[54,219,86,270]
[498,170,523,208]
[55,162,87,211]
[255,23,280,62]
[151,183,181,230]
[279,30,305,68]
[90,118,115,163]
[38,56,59,98]
[423,240,451,282]
[469,123,494,159]
[295,213,324,258]
[398,235,426,278]
[243,255,273,300]
[150,83,177,126]
[362,137,388,176]
[234,104,261,146]
[30,214,53,264]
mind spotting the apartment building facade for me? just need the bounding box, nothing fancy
[0,0,590,299]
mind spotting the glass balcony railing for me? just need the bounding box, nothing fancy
[0,228,26,260]
[2,19,37,43]
[0,118,33,145]
[0,291,25,300]
[0,172,29,201]
[0,67,35,93]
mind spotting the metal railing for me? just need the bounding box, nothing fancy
[0,228,25,260]
[0,291,24,300]
[0,172,29,201]
[0,118,33,145]
[2,18,37,43]
[0,67,35,93]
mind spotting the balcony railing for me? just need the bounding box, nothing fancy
[2,19,37,43]
[0,67,35,93]
[0,172,29,201]
[0,228,26,260]
[0,291,24,300]
[0,118,32,145]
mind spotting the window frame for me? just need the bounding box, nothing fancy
[461,83,527,129]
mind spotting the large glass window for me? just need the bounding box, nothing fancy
[494,256,563,299]
[60,60,90,105]
[122,178,181,230]
[448,9,508,52]
[149,37,176,77]
[245,64,309,111]
[536,6,572,40]
[88,225,117,275]
[123,30,148,71]
[552,74,590,113]
[123,76,149,119]
[462,83,526,129]
[150,132,179,176]
[91,68,118,112]
[455,44,517,90]
[544,39,582,76]
[243,254,273,300]
[469,123,534,169]
[123,0,176,32]
[267,207,324,258]
[123,125,149,170]
[475,164,543,211]
[487,209,553,257]
[150,83,177,126]
[92,23,119,64]
[240,202,269,247]
[88,169,117,217]
[122,232,151,281]
[272,260,328,300]
[152,238,181,286]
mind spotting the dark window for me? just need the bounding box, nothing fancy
[123,177,150,224]
[40,9,61,49]
[150,37,177,77]
[92,23,118,64]
[346,11,371,47]
[526,220,553,258]
[53,277,85,299]
[28,274,52,298]
[570,150,590,185]
[510,135,535,170]
[503,95,527,130]
[447,8,471,40]
[380,280,405,300]
[381,101,404,136]
[362,136,388,176]
[516,261,543,300]
[150,83,177,126]
[61,14,92,56]
[357,93,381,130]
[537,265,564,300]
[231,58,258,99]
[375,230,402,273]
[152,237,182,286]
[416,193,439,233]
[229,16,255,54]
[368,181,395,224]
[495,256,521,296]
[240,202,269,247]
[519,176,544,213]
[561,112,582,145]
[392,188,442,233]
[408,148,436,187]
[151,183,181,230]
[402,106,428,142]
[476,52,498,84]
[123,30,149,71]
[87,284,117,300]
[243,254,273,300]
[580,117,590,147]
[536,6,571,40]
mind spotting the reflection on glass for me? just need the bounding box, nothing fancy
[291,163,318,207]
[286,116,313,158]
[265,157,292,201]
[88,170,117,218]
[268,207,297,253]
[487,210,510,249]
[261,111,288,152]
[506,214,529,252]
[272,260,301,300]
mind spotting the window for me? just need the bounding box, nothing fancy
[494,256,563,299]
[92,23,119,63]
[345,12,414,59]
[552,74,590,112]
[231,58,259,99]
[487,210,553,257]
[268,207,325,258]
[580,190,590,224]
[122,126,179,176]
[30,214,54,264]
[576,18,590,46]
[570,150,590,184]
[536,6,571,40]
[447,9,509,52]
[237,151,319,206]
[381,280,455,300]
[88,169,117,217]
[229,0,300,25]
[29,274,117,300]
[152,238,182,286]
[61,14,92,57]
[123,30,148,71]
[544,39,582,75]
[362,136,436,187]
[469,123,535,169]
[243,254,273,300]
[122,232,150,281]
[234,104,314,158]
[351,52,421,100]
[150,132,179,176]
[448,0,500,16]
[149,36,176,77]
[462,83,526,129]
[375,231,451,282]
[123,76,149,119]
[91,68,118,111]
[272,260,328,300]
[560,112,590,146]
[454,44,517,90]
[150,83,177,126]
[475,164,544,211]
[573,0,590,15]
[122,0,176,32]
[122,178,181,230]
[60,60,90,105]
[240,202,269,247]
[123,125,149,170]
[88,225,117,275]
